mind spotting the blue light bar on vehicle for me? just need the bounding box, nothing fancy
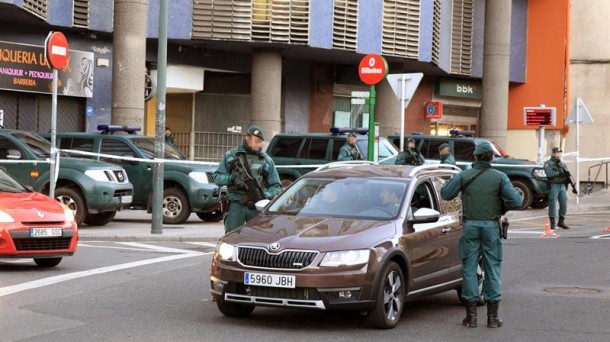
[97,125,141,134]
[330,127,369,135]
[449,129,475,137]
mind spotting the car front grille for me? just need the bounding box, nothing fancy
[206,172,214,183]
[235,283,322,300]
[13,237,72,251]
[238,247,318,270]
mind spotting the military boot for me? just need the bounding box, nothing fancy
[486,301,503,328]
[549,217,556,230]
[558,217,570,229]
[462,301,477,328]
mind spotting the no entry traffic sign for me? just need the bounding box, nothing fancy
[45,31,69,70]
[358,54,388,85]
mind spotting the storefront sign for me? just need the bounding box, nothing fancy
[0,40,94,97]
[424,101,443,119]
[435,78,482,100]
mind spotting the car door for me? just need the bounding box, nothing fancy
[401,177,457,290]
[432,175,463,280]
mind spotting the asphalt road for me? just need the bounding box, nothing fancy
[1,213,609,342]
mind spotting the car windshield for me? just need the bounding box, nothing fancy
[131,137,186,160]
[356,137,398,160]
[12,132,51,158]
[0,169,27,193]
[267,177,408,220]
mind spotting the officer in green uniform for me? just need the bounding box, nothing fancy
[338,132,362,161]
[441,142,522,328]
[213,125,281,233]
[543,147,570,230]
[438,142,456,165]
[395,138,425,165]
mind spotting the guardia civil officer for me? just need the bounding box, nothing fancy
[395,137,425,165]
[438,142,456,165]
[338,132,362,161]
[213,125,282,233]
[543,147,570,230]
[441,142,522,328]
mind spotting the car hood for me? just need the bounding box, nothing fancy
[0,192,67,222]
[164,161,217,173]
[61,157,125,170]
[492,157,542,166]
[222,214,396,252]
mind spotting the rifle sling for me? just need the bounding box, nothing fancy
[460,168,488,192]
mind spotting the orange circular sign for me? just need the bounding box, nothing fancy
[358,54,388,85]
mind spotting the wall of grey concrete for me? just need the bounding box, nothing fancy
[283,60,311,133]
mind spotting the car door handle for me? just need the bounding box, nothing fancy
[441,227,452,234]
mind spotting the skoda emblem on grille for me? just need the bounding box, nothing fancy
[269,242,280,252]
[37,210,44,218]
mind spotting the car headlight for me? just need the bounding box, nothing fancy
[0,210,15,223]
[60,203,75,223]
[216,242,236,261]
[189,171,209,184]
[320,250,370,267]
[533,168,547,179]
[84,169,111,182]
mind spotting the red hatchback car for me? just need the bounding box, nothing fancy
[0,169,78,267]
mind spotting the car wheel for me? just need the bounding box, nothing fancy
[530,197,549,209]
[196,210,223,222]
[457,260,485,306]
[511,180,532,210]
[34,257,62,267]
[216,299,255,317]
[364,261,405,329]
[84,211,117,226]
[162,188,191,224]
[55,187,87,226]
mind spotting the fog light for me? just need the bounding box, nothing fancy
[338,291,352,299]
[210,278,226,294]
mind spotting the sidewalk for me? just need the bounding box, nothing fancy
[77,189,610,243]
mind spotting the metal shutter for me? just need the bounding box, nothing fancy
[192,0,252,41]
[450,0,473,75]
[73,0,90,28]
[23,0,47,20]
[431,0,441,65]
[332,0,358,51]
[382,0,420,59]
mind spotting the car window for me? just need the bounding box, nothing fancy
[302,138,328,160]
[271,137,302,157]
[433,175,461,214]
[427,140,447,160]
[454,141,475,161]
[356,137,399,160]
[11,132,50,158]
[410,180,437,211]
[331,138,343,160]
[60,138,95,159]
[131,137,185,159]
[100,139,135,159]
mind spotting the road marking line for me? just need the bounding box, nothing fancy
[116,242,201,254]
[0,252,210,297]
[186,242,217,248]
[591,234,610,239]
[509,231,543,235]
[78,243,153,252]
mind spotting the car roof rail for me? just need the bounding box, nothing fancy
[315,160,376,172]
[408,164,461,177]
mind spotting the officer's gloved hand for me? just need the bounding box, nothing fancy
[231,174,248,191]
[351,150,360,160]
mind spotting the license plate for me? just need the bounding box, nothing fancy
[121,195,133,204]
[30,227,62,238]
[244,272,295,289]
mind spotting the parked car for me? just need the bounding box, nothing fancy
[388,132,548,210]
[210,163,481,329]
[44,125,223,224]
[0,129,133,226]
[0,168,78,267]
[266,130,399,187]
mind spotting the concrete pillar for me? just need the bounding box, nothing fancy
[111,0,147,127]
[479,0,512,148]
[251,49,282,140]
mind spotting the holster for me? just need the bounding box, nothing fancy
[498,216,509,239]
[239,196,256,209]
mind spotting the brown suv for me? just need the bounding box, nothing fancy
[210,163,476,329]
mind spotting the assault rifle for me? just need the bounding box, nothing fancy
[561,164,579,195]
[229,156,266,206]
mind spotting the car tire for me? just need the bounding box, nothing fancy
[364,261,405,329]
[55,187,87,226]
[34,257,62,267]
[84,211,117,226]
[196,210,223,222]
[530,197,549,209]
[216,299,255,317]
[511,180,532,210]
[457,259,485,306]
[162,187,191,224]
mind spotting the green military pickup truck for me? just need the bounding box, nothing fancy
[45,125,223,224]
[0,129,133,226]
[388,132,548,210]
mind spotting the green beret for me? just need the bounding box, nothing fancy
[247,125,265,141]
[438,143,449,151]
[474,141,493,155]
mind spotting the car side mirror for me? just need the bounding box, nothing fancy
[409,207,440,224]
[6,149,21,160]
[255,199,271,212]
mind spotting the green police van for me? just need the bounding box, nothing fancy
[0,129,133,226]
[45,125,223,224]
